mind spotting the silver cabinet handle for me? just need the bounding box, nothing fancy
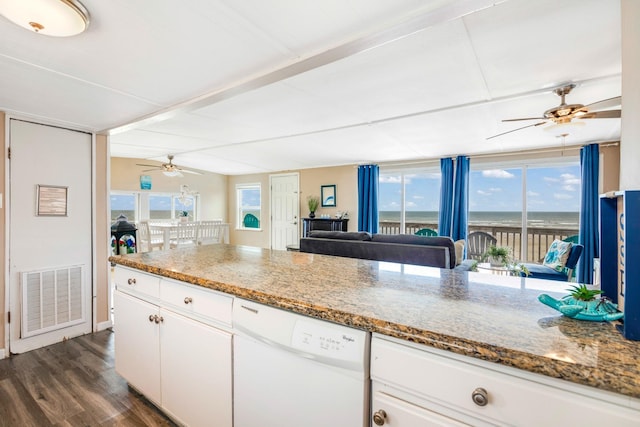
[472,387,489,406]
[372,409,387,426]
[153,315,164,324]
[184,297,193,304]
[127,278,136,285]
[148,315,155,322]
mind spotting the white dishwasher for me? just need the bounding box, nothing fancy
[233,298,370,427]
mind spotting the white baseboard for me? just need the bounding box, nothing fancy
[96,320,113,331]
[0,348,5,359]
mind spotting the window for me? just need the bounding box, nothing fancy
[149,194,172,220]
[469,161,580,262]
[110,192,137,222]
[237,183,261,229]
[379,170,440,234]
[174,194,196,219]
[110,191,199,222]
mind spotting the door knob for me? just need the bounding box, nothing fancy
[372,409,387,426]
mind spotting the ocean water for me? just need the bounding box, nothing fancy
[380,211,579,228]
[113,209,579,228]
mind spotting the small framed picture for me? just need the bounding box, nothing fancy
[140,175,152,190]
[321,184,336,207]
[36,184,68,216]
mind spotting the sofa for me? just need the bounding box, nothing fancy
[300,230,473,270]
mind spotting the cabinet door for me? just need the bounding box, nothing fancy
[372,391,470,427]
[160,308,232,427]
[114,290,161,405]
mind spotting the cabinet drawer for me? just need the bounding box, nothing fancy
[372,390,470,426]
[113,266,160,298]
[371,336,640,427]
[160,279,232,326]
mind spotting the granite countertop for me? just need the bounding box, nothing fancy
[109,244,640,399]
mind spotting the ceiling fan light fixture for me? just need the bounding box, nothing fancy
[0,0,90,37]
[544,120,586,136]
[163,170,183,178]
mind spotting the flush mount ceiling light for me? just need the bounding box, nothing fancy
[0,0,90,37]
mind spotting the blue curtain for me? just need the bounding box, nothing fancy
[438,158,454,237]
[357,164,379,233]
[577,144,599,284]
[451,156,469,242]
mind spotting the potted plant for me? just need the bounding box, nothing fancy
[179,210,189,222]
[307,195,320,218]
[483,245,510,267]
[538,284,623,322]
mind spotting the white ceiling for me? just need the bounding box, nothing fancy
[0,0,622,175]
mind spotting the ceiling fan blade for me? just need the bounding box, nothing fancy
[486,121,547,140]
[577,109,621,119]
[501,117,546,122]
[142,168,161,172]
[582,96,621,112]
[177,168,203,175]
[136,163,162,168]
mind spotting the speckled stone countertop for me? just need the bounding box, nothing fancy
[109,245,640,399]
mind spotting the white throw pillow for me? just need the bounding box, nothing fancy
[542,240,572,272]
[454,240,465,266]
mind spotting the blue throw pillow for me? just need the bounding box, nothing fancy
[543,240,572,272]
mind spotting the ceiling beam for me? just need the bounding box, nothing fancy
[104,0,505,136]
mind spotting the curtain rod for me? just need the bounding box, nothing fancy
[364,140,619,168]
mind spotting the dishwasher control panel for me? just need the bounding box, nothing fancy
[233,298,368,370]
[292,320,361,361]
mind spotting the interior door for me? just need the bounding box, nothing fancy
[9,119,93,353]
[270,173,299,250]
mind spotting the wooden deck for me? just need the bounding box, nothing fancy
[379,221,578,263]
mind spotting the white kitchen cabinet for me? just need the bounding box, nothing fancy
[371,334,640,427]
[114,290,161,405]
[113,267,233,427]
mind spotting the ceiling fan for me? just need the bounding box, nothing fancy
[487,84,621,140]
[136,155,203,177]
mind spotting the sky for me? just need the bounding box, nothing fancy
[379,164,581,212]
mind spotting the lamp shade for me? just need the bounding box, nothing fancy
[0,0,90,37]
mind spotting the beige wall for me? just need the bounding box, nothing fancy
[110,157,228,221]
[226,165,358,249]
[0,112,4,347]
[95,135,110,326]
[620,0,640,190]
[300,165,358,231]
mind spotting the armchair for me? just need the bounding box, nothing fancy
[519,244,583,282]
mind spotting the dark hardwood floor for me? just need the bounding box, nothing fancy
[0,329,176,427]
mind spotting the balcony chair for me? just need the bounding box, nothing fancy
[519,243,583,282]
[415,228,437,237]
[467,231,497,261]
[243,213,260,229]
[563,235,579,244]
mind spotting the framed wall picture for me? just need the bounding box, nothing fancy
[321,184,336,207]
[36,184,68,216]
[140,175,152,190]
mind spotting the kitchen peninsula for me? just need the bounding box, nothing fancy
[110,244,640,425]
